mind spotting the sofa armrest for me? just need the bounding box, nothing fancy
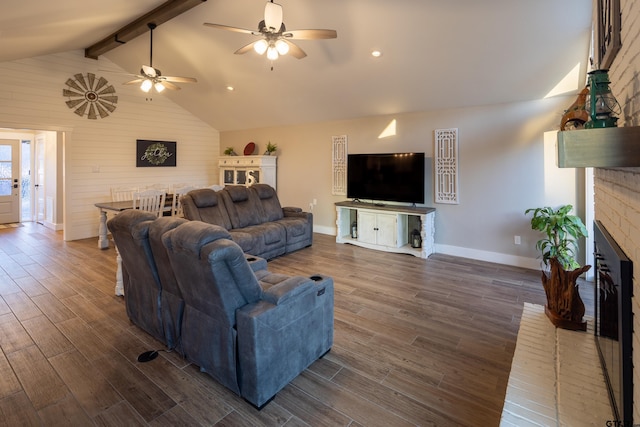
[283,206,302,213]
[262,276,314,305]
[283,209,312,221]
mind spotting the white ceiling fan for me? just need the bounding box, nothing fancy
[203,1,337,62]
[124,23,197,93]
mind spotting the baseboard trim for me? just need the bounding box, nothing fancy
[435,244,541,270]
[314,225,336,236]
[318,227,541,270]
[43,221,63,231]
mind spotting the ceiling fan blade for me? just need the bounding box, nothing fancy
[141,65,157,77]
[283,29,337,40]
[264,1,283,32]
[163,76,197,83]
[123,78,145,85]
[203,23,257,35]
[162,81,181,91]
[234,41,259,55]
[283,40,307,59]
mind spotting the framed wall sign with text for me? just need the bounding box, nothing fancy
[136,139,177,167]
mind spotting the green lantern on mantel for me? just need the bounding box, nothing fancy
[585,69,621,129]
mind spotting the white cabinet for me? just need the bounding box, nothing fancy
[335,201,435,259]
[219,156,277,189]
[357,211,406,247]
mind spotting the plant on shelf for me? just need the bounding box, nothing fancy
[265,141,277,155]
[525,204,591,331]
[224,147,237,156]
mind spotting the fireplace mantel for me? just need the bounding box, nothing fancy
[557,126,640,168]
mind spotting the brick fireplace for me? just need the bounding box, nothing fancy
[594,1,640,422]
[594,168,640,423]
[594,220,633,423]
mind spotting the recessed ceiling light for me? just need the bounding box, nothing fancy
[371,50,382,58]
[226,86,235,91]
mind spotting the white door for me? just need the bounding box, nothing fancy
[357,211,378,244]
[0,139,20,224]
[376,213,398,247]
[34,134,45,223]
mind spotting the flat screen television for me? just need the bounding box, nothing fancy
[347,152,425,204]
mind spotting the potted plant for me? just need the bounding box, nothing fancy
[224,147,237,156]
[525,204,591,330]
[264,141,277,155]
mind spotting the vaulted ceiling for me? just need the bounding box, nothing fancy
[0,0,592,131]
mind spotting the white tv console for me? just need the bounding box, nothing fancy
[335,201,435,259]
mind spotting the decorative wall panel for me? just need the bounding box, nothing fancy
[332,135,347,195]
[434,128,459,204]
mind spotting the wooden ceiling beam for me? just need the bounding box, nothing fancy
[85,0,206,59]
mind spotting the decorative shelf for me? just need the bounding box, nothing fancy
[557,126,640,168]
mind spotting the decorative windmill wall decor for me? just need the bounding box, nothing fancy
[63,73,118,119]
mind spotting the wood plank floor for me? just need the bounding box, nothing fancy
[0,222,594,426]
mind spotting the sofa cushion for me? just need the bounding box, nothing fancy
[228,230,259,253]
[233,223,287,260]
[276,217,308,237]
[182,189,232,230]
[250,184,284,222]
[225,185,250,202]
[221,186,263,229]
[170,220,233,256]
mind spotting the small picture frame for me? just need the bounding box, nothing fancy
[136,139,176,167]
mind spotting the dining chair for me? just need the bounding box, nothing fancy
[111,187,138,202]
[171,185,196,217]
[170,183,191,193]
[142,183,170,193]
[133,189,166,218]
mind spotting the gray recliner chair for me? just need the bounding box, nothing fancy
[147,216,270,354]
[107,209,165,344]
[148,216,189,352]
[163,220,334,408]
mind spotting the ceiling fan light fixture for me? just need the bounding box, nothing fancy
[203,1,336,64]
[254,39,268,55]
[267,46,279,61]
[154,82,166,93]
[275,39,289,55]
[141,79,153,92]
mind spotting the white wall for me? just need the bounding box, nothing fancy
[0,50,220,240]
[42,130,61,230]
[593,0,640,421]
[221,95,583,268]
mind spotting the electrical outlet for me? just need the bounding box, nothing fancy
[313,198,317,205]
[514,235,521,245]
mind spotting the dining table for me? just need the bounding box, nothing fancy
[94,196,173,296]
[95,200,135,249]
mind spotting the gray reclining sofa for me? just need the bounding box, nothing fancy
[107,209,334,409]
[181,184,313,260]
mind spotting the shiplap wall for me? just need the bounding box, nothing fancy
[593,0,640,421]
[0,50,219,241]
